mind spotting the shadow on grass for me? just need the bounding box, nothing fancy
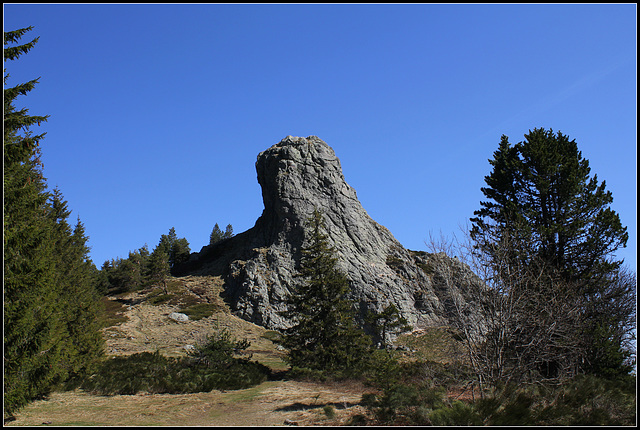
[275,401,361,412]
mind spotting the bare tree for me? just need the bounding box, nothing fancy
[426,227,587,395]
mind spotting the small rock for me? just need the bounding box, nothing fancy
[283,419,298,426]
[168,312,189,322]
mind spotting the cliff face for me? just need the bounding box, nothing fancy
[180,136,482,333]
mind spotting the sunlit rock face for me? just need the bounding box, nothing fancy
[181,136,482,336]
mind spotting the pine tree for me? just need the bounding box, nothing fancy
[4,27,104,415]
[470,128,633,379]
[209,223,234,245]
[280,209,372,376]
[148,242,171,294]
[47,191,104,381]
[156,227,191,271]
[4,27,62,416]
[366,304,412,349]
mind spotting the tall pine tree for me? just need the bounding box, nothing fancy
[4,27,104,416]
[279,209,372,376]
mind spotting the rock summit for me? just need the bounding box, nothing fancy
[180,136,481,336]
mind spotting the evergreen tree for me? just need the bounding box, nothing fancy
[157,227,191,270]
[366,304,412,349]
[4,27,103,415]
[47,191,104,381]
[148,242,171,294]
[280,209,372,376]
[470,128,632,378]
[4,27,62,416]
[209,223,234,245]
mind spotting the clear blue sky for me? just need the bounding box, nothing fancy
[4,4,636,272]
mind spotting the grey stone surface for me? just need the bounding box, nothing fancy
[181,136,482,335]
[168,312,189,323]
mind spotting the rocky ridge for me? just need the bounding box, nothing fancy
[179,136,482,336]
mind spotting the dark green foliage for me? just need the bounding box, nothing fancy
[160,227,191,269]
[97,245,150,295]
[147,243,171,292]
[187,328,252,367]
[209,222,234,245]
[79,334,269,395]
[322,404,336,419]
[427,400,482,426]
[179,303,219,321]
[99,228,191,294]
[3,27,49,166]
[365,303,412,349]
[363,381,447,425]
[470,128,634,380]
[471,128,628,280]
[363,370,636,426]
[48,195,105,382]
[4,27,104,416]
[279,209,372,378]
[472,374,636,426]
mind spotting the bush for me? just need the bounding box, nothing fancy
[261,330,283,343]
[187,328,252,367]
[362,369,636,426]
[78,330,271,396]
[323,404,336,419]
[362,382,447,425]
[428,400,483,426]
[180,303,219,321]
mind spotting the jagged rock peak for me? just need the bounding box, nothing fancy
[256,135,358,228]
[182,135,482,337]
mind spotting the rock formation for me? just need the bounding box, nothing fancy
[179,136,482,337]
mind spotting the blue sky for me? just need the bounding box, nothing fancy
[4,4,636,272]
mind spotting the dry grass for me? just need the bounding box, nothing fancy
[7,276,470,426]
[6,380,369,426]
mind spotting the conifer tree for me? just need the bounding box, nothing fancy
[47,190,104,381]
[366,304,412,349]
[148,242,171,294]
[4,27,103,415]
[157,227,191,271]
[280,209,372,376]
[470,128,633,379]
[209,223,234,245]
[4,27,61,416]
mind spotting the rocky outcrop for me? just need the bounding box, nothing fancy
[180,136,482,335]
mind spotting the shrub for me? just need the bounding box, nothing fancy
[428,400,483,426]
[261,330,283,343]
[180,303,219,321]
[79,351,269,395]
[148,293,173,305]
[187,328,251,367]
[323,404,336,419]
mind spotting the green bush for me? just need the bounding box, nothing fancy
[78,335,270,396]
[148,293,173,305]
[187,328,252,366]
[362,382,447,425]
[261,330,283,343]
[323,404,336,419]
[428,400,483,426]
[180,303,219,321]
[362,370,636,426]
